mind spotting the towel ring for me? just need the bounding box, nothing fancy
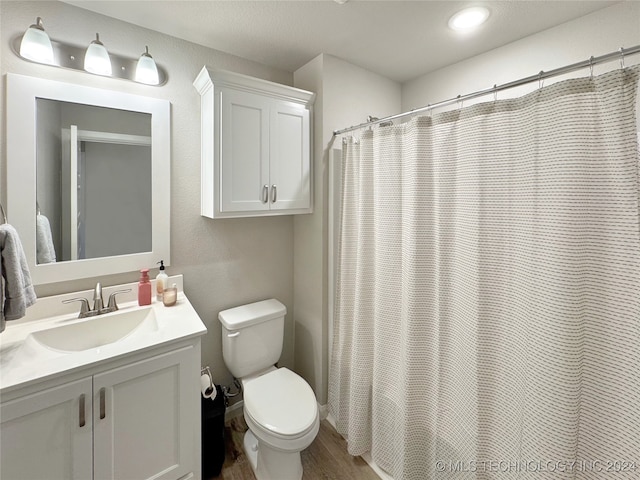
[0,202,6,224]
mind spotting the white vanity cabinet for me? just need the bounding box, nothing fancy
[0,377,93,479]
[0,342,200,480]
[194,67,315,218]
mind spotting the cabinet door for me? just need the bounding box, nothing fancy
[93,346,198,480]
[0,378,93,480]
[220,88,271,213]
[269,102,311,211]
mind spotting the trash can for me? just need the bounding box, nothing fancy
[201,385,225,478]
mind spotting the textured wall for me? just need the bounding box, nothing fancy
[1,0,296,390]
[294,54,402,404]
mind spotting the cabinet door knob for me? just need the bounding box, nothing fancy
[99,387,106,419]
[271,184,277,203]
[79,394,86,428]
[262,184,269,203]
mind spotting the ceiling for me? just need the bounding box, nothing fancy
[64,0,616,83]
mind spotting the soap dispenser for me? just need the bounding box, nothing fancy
[156,260,168,301]
[138,268,152,306]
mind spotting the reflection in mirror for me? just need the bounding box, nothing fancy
[7,73,170,285]
[36,100,152,264]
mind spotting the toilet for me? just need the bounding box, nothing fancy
[218,299,319,480]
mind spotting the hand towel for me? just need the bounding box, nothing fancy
[36,213,57,264]
[1,224,37,322]
[1,251,3,333]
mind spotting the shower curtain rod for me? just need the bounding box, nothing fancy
[333,44,640,136]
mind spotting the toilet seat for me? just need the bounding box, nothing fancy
[243,368,318,440]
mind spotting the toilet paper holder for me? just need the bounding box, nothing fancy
[201,366,213,390]
[200,365,242,406]
[201,366,216,400]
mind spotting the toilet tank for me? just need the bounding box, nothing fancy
[218,299,286,378]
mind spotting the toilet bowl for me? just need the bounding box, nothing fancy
[219,299,319,480]
[242,367,319,479]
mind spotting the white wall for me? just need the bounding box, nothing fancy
[293,54,401,403]
[1,0,296,391]
[403,2,640,120]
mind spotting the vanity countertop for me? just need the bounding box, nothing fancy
[0,275,207,395]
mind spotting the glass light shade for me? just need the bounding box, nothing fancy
[19,17,54,64]
[448,7,490,31]
[135,46,160,85]
[84,34,112,76]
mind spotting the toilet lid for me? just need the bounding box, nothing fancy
[243,368,318,437]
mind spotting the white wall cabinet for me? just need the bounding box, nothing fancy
[1,344,200,480]
[194,67,315,218]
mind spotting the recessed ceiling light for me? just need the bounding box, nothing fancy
[448,7,490,32]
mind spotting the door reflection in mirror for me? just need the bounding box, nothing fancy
[36,99,152,264]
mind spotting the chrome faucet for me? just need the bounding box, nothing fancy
[63,283,131,318]
[93,282,104,312]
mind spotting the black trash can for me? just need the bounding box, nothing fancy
[201,385,226,478]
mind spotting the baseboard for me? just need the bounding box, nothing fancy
[318,402,329,420]
[326,412,337,429]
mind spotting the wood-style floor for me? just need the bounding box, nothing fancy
[214,416,381,480]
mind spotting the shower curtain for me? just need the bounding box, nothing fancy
[330,66,640,480]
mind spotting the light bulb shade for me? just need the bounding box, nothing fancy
[135,47,159,85]
[19,18,54,64]
[84,35,112,76]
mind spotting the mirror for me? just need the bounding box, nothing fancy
[7,74,170,285]
[36,100,152,263]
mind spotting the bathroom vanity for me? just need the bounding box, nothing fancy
[0,276,206,480]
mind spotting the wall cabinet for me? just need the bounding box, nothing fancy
[1,344,199,480]
[194,67,315,218]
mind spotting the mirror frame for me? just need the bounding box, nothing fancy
[6,73,170,285]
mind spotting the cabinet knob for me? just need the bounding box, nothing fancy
[271,185,277,203]
[262,185,269,204]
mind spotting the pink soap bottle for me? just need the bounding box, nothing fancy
[138,268,152,306]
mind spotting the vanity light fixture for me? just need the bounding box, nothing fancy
[13,17,167,86]
[19,17,54,64]
[135,46,160,85]
[448,7,490,32]
[84,33,112,76]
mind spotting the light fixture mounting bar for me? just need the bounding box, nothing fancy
[11,35,167,86]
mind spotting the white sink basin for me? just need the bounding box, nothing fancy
[30,307,158,352]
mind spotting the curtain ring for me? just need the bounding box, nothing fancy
[619,47,625,69]
[456,94,463,110]
[493,84,498,102]
[538,71,544,89]
[589,56,595,79]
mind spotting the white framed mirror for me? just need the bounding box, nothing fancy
[7,73,170,285]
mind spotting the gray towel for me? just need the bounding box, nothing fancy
[1,224,37,325]
[36,214,56,264]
